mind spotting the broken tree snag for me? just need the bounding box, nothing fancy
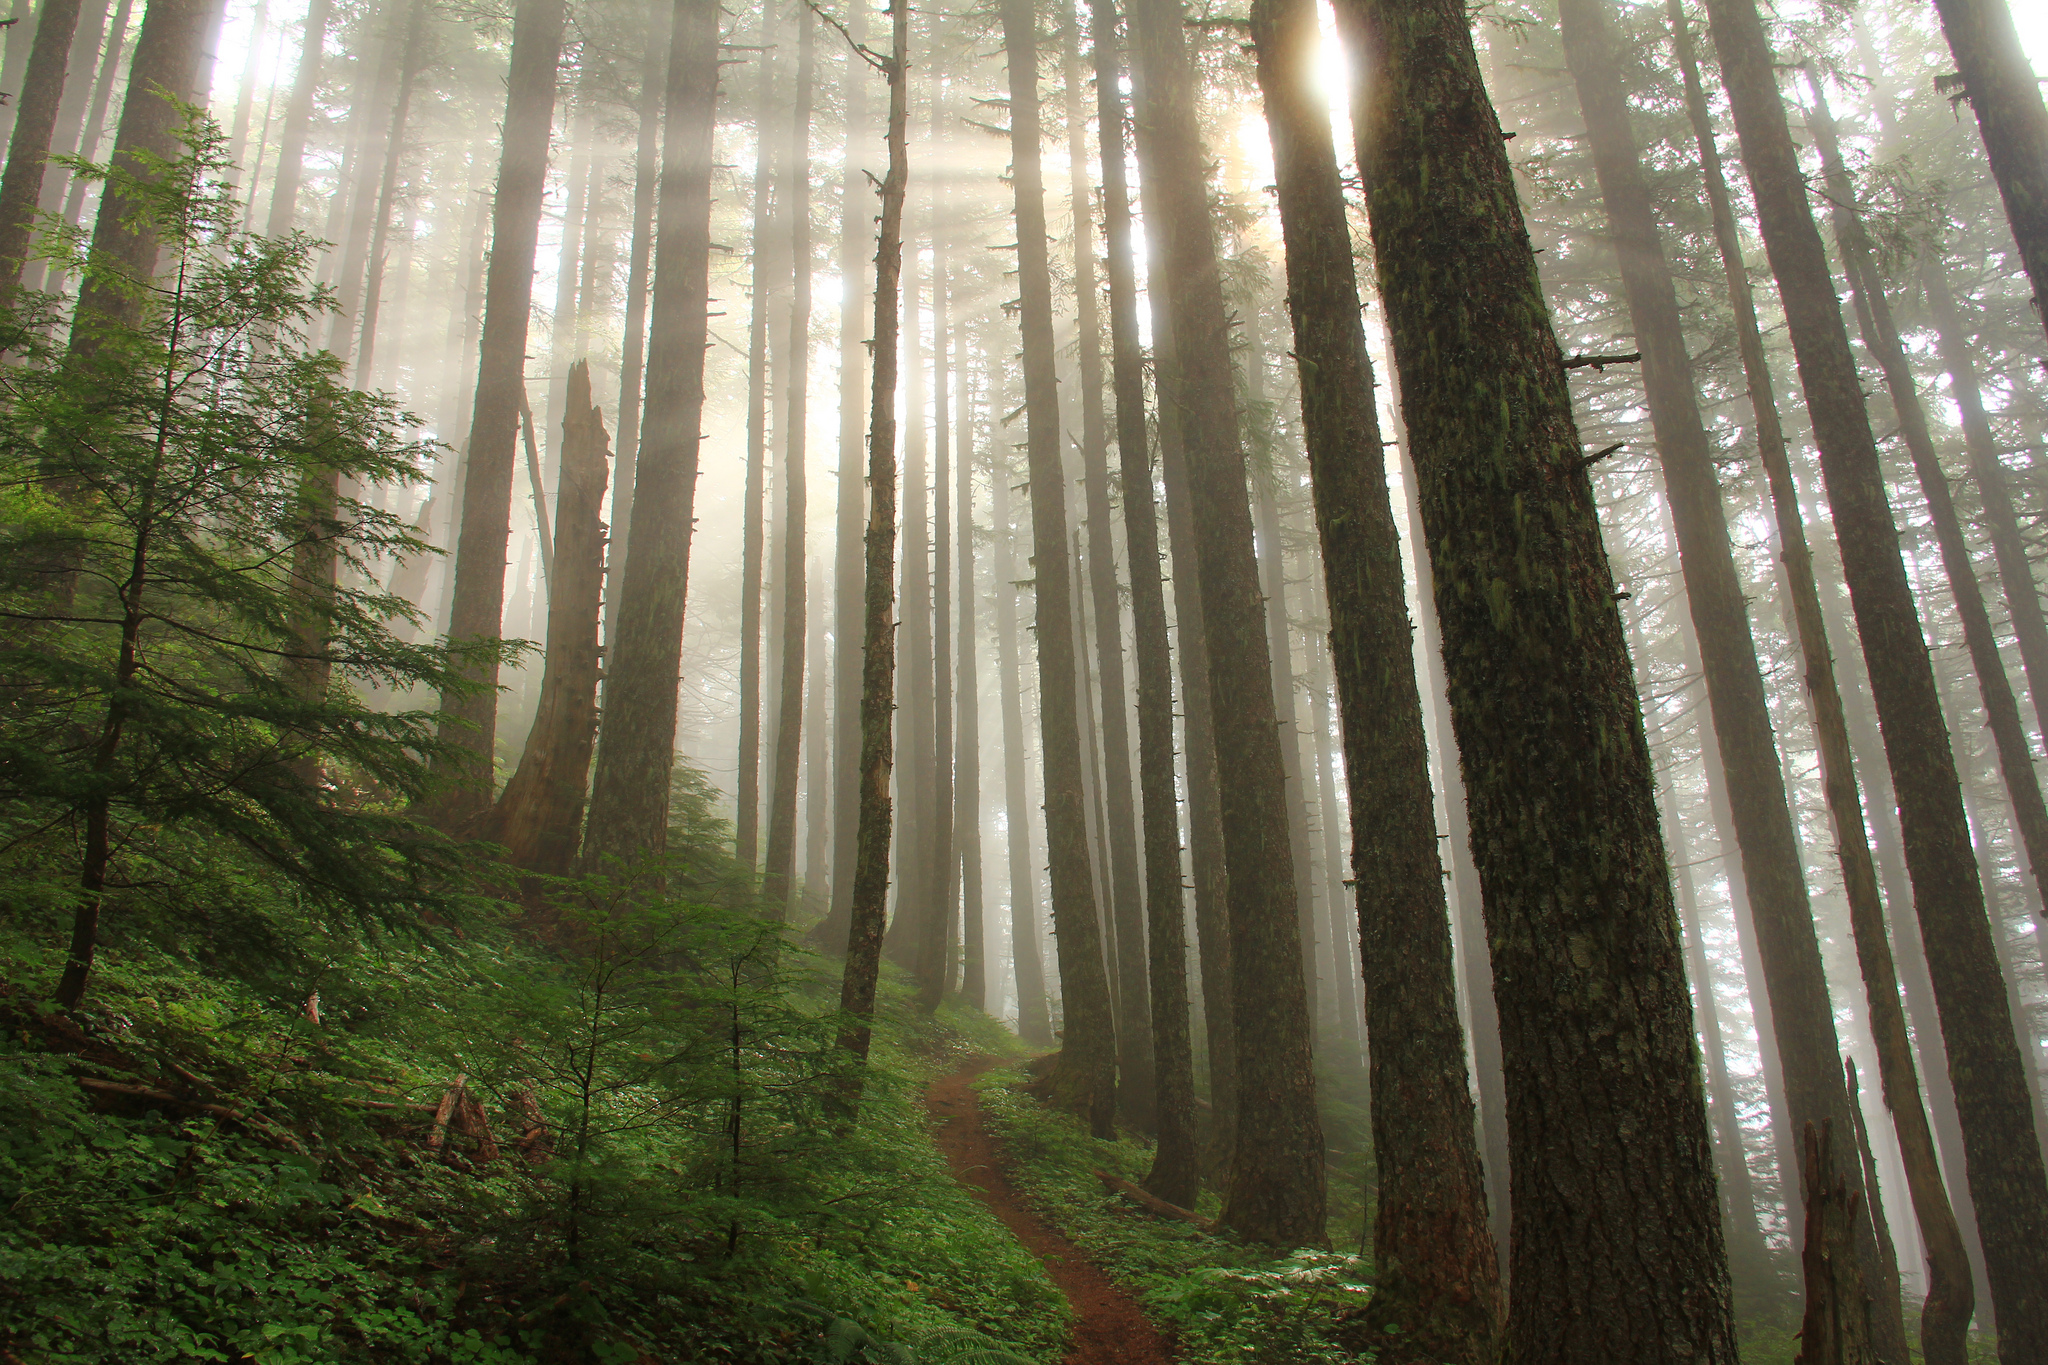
[508,1085,553,1165]
[427,1074,468,1150]
[1094,1168,1212,1230]
[1794,1120,1879,1365]
[478,360,613,879]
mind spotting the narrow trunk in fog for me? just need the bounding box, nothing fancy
[1342,0,1739,1355]
[580,0,718,869]
[955,333,986,1008]
[264,0,333,236]
[1700,0,2048,1353]
[1252,0,1499,1343]
[1086,0,1198,1203]
[1000,0,1117,1132]
[1127,0,1321,1243]
[481,362,610,878]
[1555,2,1905,1351]
[1927,0,2048,349]
[424,0,567,829]
[0,0,84,306]
[836,0,908,1072]
[993,393,1054,1044]
[737,19,780,871]
[762,7,815,915]
[1062,8,1151,1129]
[916,151,955,1011]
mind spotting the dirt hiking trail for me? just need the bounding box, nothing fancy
[923,1056,1176,1365]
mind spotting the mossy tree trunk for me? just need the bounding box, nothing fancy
[1339,0,1740,1356]
[1250,0,1499,1348]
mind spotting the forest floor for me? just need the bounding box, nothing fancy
[925,1056,1177,1365]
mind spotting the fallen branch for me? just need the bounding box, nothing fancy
[1094,1169,1212,1230]
[75,1078,304,1152]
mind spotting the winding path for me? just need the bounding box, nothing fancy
[923,1056,1175,1365]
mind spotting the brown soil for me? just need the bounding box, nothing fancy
[924,1055,1176,1365]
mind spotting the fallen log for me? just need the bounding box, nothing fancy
[1094,1169,1212,1230]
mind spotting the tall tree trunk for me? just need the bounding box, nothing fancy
[263,0,332,236]
[325,0,405,361]
[351,0,428,387]
[480,362,610,877]
[1555,2,1905,1352]
[1808,76,2048,952]
[916,131,954,1009]
[804,557,833,918]
[1921,251,2048,741]
[1127,0,1321,1241]
[579,0,717,869]
[1341,0,1739,1355]
[0,0,82,305]
[738,17,780,871]
[1700,0,2048,1352]
[54,0,131,240]
[762,7,815,915]
[1061,5,1151,1127]
[1252,0,1497,1339]
[422,0,566,829]
[882,201,932,971]
[993,391,1053,1043]
[816,0,871,954]
[603,0,669,653]
[836,0,908,1074]
[1085,0,1197,1200]
[1925,0,2048,350]
[999,0,1117,1133]
[956,330,986,1009]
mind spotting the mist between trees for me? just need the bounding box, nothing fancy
[1,0,2046,1358]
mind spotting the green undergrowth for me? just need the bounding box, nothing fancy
[973,1068,1373,1364]
[0,912,1063,1364]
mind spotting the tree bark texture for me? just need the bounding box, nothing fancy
[1795,1123,1881,1365]
[835,0,908,1073]
[1555,5,1905,1354]
[578,0,717,870]
[1000,0,1117,1135]
[480,362,610,878]
[955,330,986,1009]
[1699,0,2048,1355]
[1342,0,1739,1358]
[1126,0,1322,1243]
[423,0,566,830]
[1252,0,1499,1343]
[737,18,780,872]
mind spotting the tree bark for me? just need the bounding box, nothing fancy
[579,0,717,870]
[1127,0,1321,1242]
[836,0,908,1074]
[916,127,955,1010]
[1252,0,1497,1338]
[955,329,986,1009]
[0,0,83,306]
[999,0,1117,1135]
[480,362,610,877]
[1699,0,2048,1354]
[1926,0,2048,350]
[762,7,815,916]
[1085,0,1197,1202]
[1795,1122,1880,1365]
[1340,0,1739,1355]
[422,0,566,829]
[1555,3,1905,1353]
